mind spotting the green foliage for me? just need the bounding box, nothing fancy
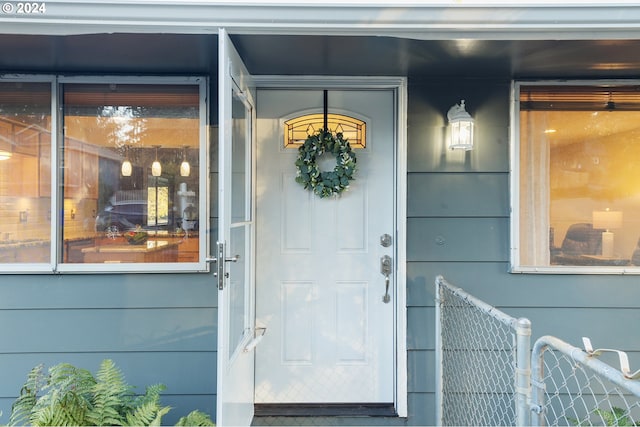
[295,130,357,198]
[568,406,639,426]
[6,359,214,426]
[175,410,216,426]
[594,407,637,426]
[124,384,170,427]
[9,364,47,426]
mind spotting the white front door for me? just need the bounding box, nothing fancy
[216,29,257,427]
[255,89,396,406]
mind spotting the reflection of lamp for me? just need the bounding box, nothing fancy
[0,150,12,161]
[121,146,132,177]
[593,208,623,258]
[447,99,474,151]
[151,145,162,177]
[180,145,190,177]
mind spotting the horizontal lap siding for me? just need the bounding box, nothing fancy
[0,278,218,426]
[1,273,216,309]
[409,261,640,309]
[0,308,217,352]
[408,217,507,262]
[407,79,640,426]
[408,173,508,218]
[405,79,515,425]
[0,352,217,396]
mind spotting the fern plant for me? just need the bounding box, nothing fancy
[175,410,216,426]
[35,363,96,426]
[7,359,214,426]
[86,359,134,426]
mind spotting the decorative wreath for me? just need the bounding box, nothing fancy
[295,130,357,198]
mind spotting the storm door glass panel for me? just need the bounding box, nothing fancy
[0,81,52,264]
[228,89,252,356]
[61,83,201,264]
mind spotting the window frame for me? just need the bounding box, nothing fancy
[0,74,209,274]
[510,79,640,274]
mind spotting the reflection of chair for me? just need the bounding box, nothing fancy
[561,223,602,256]
[551,223,603,265]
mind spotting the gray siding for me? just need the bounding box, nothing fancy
[400,79,513,425]
[405,78,640,426]
[0,274,218,425]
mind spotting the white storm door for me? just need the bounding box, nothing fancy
[216,28,257,427]
[255,89,396,405]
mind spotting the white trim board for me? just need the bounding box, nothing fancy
[3,3,640,39]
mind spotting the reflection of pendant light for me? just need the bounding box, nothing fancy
[121,146,132,176]
[180,145,190,177]
[0,150,11,161]
[152,145,162,177]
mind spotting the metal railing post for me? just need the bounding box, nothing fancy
[515,317,532,427]
[434,275,444,427]
[530,339,547,427]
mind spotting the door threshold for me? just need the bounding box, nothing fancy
[254,403,396,417]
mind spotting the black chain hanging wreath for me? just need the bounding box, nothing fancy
[294,130,357,198]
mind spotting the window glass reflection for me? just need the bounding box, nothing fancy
[0,82,52,263]
[62,83,201,264]
[519,84,640,268]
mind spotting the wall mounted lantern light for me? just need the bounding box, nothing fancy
[447,99,474,151]
[180,145,191,177]
[121,146,132,177]
[151,145,162,177]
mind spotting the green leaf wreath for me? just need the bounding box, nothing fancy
[294,130,357,198]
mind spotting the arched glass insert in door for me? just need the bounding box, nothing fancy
[284,113,366,148]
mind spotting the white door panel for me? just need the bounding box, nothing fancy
[216,28,256,426]
[255,89,395,404]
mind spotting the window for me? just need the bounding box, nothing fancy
[0,80,52,268]
[0,76,207,273]
[513,81,640,272]
[284,113,366,148]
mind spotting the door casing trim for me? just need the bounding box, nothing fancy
[253,75,408,418]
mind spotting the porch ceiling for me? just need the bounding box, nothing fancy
[0,33,639,79]
[231,35,640,79]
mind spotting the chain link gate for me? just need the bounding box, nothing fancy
[435,275,531,426]
[531,335,640,426]
[436,275,640,427]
